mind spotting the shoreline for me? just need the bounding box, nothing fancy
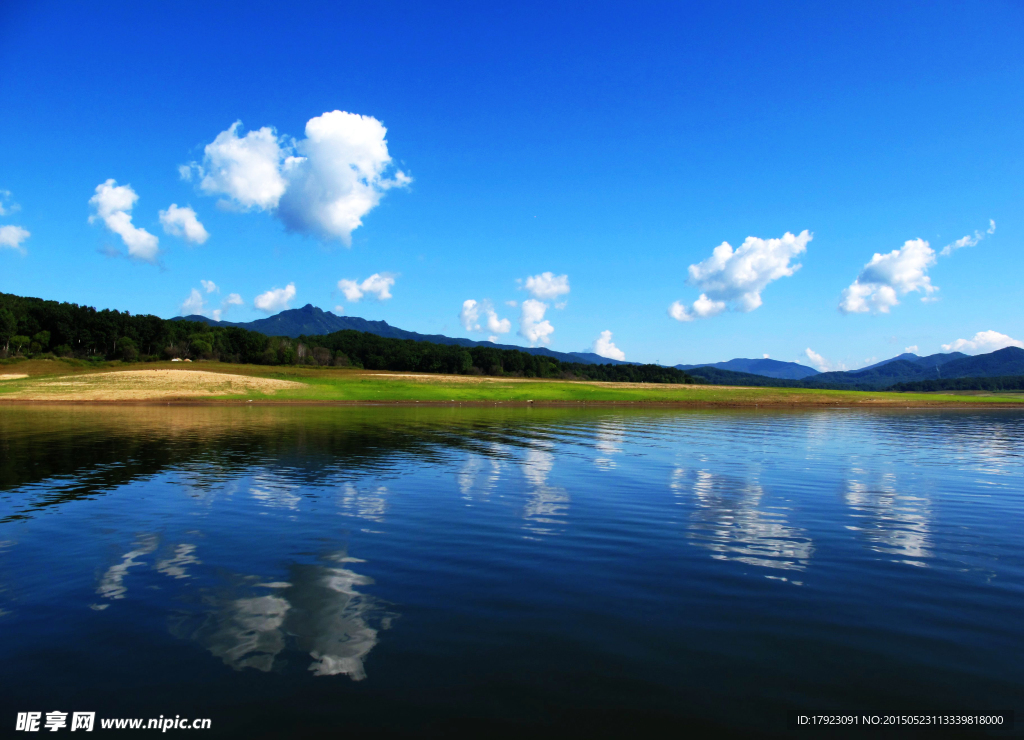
[1,364,1022,409]
[2,398,1022,409]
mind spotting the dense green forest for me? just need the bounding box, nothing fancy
[890,376,1024,392]
[0,292,701,384]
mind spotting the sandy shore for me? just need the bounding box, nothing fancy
[0,369,303,401]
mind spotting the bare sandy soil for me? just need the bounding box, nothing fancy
[0,369,303,400]
[0,374,29,381]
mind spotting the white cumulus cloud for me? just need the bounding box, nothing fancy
[254,283,296,313]
[904,345,919,353]
[89,179,159,262]
[189,111,410,244]
[461,299,511,334]
[940,219,996,257]
[592,330,625,361]
[839,238,937,314]
[459,299,481,331]
[804,348,847,372]
[197,122,288,210]
[180,288,205,316]
[180,286,244,321]
[485,304,511,334]
[519,299,554,346]
[941,330,1023,354]
[0,225,30,254]
[159,204,209,244]
[668,294,727,322]
[669,230,810,321]
[523,272,570,301]
[338,273,395,302]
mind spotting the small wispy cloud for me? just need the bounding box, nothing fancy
[940,219,995,257]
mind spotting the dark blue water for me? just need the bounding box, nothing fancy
[0,406,1021,737]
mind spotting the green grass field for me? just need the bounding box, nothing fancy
[1,358,1023,406]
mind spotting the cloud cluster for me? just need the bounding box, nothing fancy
[519,299,554,345]
[179,283,243,321]
[89,179,160,262]
[940,219,995,257]
[804,348,847,372]
[188,111,410,244]
[524,272,570,301]
[0,225,30,254]
[254,283,296,313]
[838,238,937,314]
[592,330,625,361]
[905,345,919,353]
[669,231,811,321]
[459,299,511,335]
[941,330,1023,354]
[338,274,395,302]
[159,204,209,244]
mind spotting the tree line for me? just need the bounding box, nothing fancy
[890,376,1024,392]
[0,291,701,384]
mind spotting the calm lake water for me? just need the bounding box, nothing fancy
[0,406,1021,737]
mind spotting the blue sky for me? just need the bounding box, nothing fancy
[1,0,1021,368]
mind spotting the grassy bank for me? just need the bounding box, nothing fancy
[2,359,1024,407]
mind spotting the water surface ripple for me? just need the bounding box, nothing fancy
[0,406,1021,737]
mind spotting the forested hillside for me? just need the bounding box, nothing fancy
[0,292,700,384]
[890,376,1024,392]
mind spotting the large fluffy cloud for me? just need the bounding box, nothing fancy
[0,225,30,254]
[189,111,410,244]
[592,330,625,361]
[89,179,159,262]
[519,299,554,346]
[196,122,288,210]
[254,283,296,313]
[940,219,995,257]
[839,238,937,314]
[523,272,570,301]
[159,204,209,244]
[669,231,810,321]
[941,330,1023,354]
[338,273,394,302]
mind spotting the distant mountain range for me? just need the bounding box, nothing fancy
[687,347,1024,389]
[174,304,633,367]
[859,351,967,371]
[173,305,1022,386]
[675,357,819,380]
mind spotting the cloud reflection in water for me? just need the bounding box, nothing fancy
[672,467,813,573]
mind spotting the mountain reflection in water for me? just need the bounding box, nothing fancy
[0,406,1022,738]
